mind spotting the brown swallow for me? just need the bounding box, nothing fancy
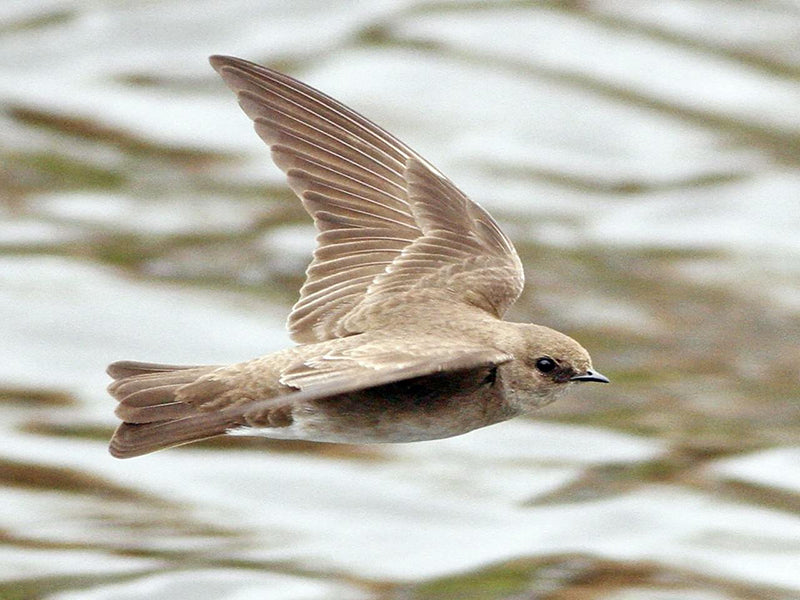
[106,55,609,459]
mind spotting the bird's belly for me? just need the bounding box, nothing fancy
[228,417,471,444]
[228,384,514,444]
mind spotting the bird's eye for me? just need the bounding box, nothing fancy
[535,357,556,373]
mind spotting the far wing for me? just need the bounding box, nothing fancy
[210,56,523,342]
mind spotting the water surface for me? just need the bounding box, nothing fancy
[1,1,799,598]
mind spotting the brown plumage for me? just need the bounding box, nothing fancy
[107,56,608,459]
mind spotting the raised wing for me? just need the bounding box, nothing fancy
[210,55,523,342]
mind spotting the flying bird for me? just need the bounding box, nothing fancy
[107,55,609,458]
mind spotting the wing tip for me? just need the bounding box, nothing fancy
[208,54,238,73]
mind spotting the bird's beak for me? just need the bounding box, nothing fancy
[570,369,610,383]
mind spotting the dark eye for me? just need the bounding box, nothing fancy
[535,357,557,373]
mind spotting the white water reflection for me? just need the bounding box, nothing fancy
[50,570,370,600]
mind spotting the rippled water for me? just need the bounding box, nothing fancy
[1,1,799,599]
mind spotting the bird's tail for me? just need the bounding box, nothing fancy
[107,360,235,459]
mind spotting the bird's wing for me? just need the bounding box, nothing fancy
[276,341,510,392]
[242,344,512,425]
[210,56,524,343]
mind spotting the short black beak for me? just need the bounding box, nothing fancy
[570,369,610,383]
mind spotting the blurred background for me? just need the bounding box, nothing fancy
[1,1,799,599]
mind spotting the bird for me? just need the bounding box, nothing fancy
[106,55,609,459]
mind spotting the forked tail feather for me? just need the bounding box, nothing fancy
[107,360,235,458]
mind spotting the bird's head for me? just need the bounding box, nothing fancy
[501,323,609,410]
